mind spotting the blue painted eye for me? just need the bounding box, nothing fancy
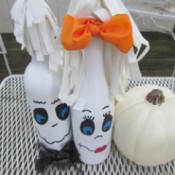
[103,121,112,132]
[34,108,48,125]
[82,126,93,135]
[61,107,69,118]
[56,103,70,120]
[102,112,113,132]
[35,114,47,124]
[80,118,95,136]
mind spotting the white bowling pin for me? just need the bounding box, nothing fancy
[24,57,72,151]
[71,38,114,164]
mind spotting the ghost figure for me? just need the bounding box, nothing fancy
[59,0,149,164]
[59,0,150,104]
[11,0,72,151]
[24,60,72,150]
[71,38,115,164]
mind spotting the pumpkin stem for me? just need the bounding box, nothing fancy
[146,89,165,106]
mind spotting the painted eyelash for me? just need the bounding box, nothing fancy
[103,111,111,117]
[83,116,94,121]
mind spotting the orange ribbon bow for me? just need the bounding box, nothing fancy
[61,14,133,53]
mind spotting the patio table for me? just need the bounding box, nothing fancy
[1,75,175,175]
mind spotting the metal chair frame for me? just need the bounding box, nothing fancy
[0,34,12,75]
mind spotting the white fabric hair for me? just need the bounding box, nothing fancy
[59,0,150,105]
[11,0,61,72]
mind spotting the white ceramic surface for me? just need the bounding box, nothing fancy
[24,58,72,151]
[71,38,114,164]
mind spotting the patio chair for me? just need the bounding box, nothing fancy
[0,34,12,75]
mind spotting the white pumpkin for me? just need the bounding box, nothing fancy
[113,84,175,166]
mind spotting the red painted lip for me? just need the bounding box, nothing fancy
[95,145,107,153]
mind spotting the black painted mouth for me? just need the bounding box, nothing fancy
[79,140,111,153]
[37,123,71,144]
[79,143,94,152]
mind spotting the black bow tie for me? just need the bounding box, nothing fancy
[35,141,81,173]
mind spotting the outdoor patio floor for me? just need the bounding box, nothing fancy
[0,32,175,82]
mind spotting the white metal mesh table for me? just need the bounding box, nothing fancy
[1,75,175,175]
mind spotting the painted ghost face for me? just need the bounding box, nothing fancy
[30,98,72,151]
[24,61,72,151]
[71,99,114,164]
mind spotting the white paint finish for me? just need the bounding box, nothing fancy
[24,60,72,151]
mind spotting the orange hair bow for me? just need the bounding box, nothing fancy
[61,14,133,53]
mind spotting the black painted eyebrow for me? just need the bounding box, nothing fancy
[102,105,109,110]
[33,100,46,104]
[82,109,92,113]
[51,98,60,105]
